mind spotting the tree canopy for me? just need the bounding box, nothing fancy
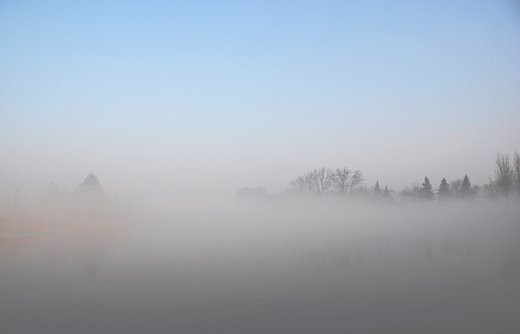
[419,177,435,201]
[437,178,451,201]
[495,153,514,200]
[78,173,102,193]
[460,174,474,200]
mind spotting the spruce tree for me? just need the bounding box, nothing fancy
[460,174,474,200]
[383,185,392,202]
[437,178,451,201]
[374,181,382,197]
[78,173,102,193]
[420,177,435,201]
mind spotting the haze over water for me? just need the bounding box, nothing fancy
[1,198,520,333]
[1,1,520,333]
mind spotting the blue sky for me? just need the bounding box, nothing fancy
[1,1,519,196]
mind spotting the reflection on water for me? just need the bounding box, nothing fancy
[1,205,520,334]
[0,228,123,279]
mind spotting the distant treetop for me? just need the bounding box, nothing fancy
[419,177,435,201]
[437,178,452,201]
[460,174,475,200]
[374,181,382,196]
[78,173,102,193]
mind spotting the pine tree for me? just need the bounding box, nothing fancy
[76,173,105,220]
[374,181,382,196]
[382,185,393,202]
[460,174,474,200]
[420,177,435,201]
[437,178,451,201]
[78,173,102,193]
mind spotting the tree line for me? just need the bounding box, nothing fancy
[0,173,151,226]
[237,152,520,202]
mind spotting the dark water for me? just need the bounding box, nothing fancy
[1,206,520,334]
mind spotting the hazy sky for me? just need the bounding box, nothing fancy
[1,1,519,196]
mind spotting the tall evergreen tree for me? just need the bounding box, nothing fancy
[382,185,393,202]
[419,177,435,201]
[374,181,382,196]
[437,178,451,201]
[460,174,474,200]
[78,173,102,193]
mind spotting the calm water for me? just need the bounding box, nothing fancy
[1,206,520,333]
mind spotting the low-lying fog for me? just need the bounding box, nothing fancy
[1,195,519,333]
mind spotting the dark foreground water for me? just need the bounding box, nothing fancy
[1,204,520,333]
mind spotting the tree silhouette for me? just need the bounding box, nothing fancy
[437,178,451,201]
[330,168,364,194]
[289,167,333,194]
[78,173,102,193]
[313,167,333,194]
[76,173,105,220]
[330,167,351,194]
[399,183,421,202]
[349,170,364,194]
[382,185,393,202]
[514,151,520,196]
[460,174,475,200]
[373,181,382,197]
[494,153,513,200]
[482,180,499,200]
[419,177,435,201]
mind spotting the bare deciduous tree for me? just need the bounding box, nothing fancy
[330,168,364,194]
[289,175,311,193]
[289,167,333,194]
[399,183,421,202]
[482,180,499,200]
[330,167,351,193]
[494,153,514,200]
[314,167,333,194]
[349,170,364,194]
[514,151,520,196]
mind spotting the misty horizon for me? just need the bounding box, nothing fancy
[2,150,518,205]
[1,1,520,333]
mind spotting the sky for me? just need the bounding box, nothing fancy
[1,0,519,197]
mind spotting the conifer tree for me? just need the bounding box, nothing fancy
[374,181,382,197]
[460,174,474,200]
[437,178,451,201]
[78,173,102,193]
[419,177,435,201]
[382,185,392,202]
